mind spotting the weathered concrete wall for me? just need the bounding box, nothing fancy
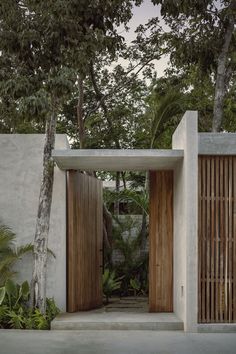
[0,134,68,311]
[199,133,236,155]
[172,111,198,332]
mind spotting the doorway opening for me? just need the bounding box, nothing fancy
[102,170,149,313]
[66,168,173,314]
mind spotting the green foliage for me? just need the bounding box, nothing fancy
[149,90,184,148]
[0,0,143,134]
[104,189,149,215]
[0,279,59,329]
[0,224,32,286]
[0,287,6,305]
[130,277,141,296]
[0,223,55,286]
[102,269,122,303]
[1,280,30,309]
[111,216,149,296]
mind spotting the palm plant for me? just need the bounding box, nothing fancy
[149,90,184,148]
[102,269,122,304]
[0,223,33,286]
[104,188,149,216]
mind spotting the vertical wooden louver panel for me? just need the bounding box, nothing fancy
[198,156,236,323]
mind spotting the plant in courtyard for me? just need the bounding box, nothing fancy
[111,216,149,296]
[102,269,123,304]
[0,279,59,329]
[129,277,141,297]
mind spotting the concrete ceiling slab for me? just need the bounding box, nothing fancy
[52,149,184,171]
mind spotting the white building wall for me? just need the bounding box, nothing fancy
[0,134,68,311]
[172,111,198,332]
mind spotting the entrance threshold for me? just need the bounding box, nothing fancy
[51,312,183,331]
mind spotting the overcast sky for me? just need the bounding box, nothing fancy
[119,1,168,78]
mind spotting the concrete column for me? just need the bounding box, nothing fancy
[172,111,198,332]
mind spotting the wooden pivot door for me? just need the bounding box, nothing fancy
[149,171,173,312]
[67,171,103,312]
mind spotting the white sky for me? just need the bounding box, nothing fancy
[120,1,169,78]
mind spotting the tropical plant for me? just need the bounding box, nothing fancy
[0,223,55,286]
[0,224,33,286]
[0,279,59,329]
[111,216,149,296]
[149,90,183,148]
[102,269,123,304]
[130,277,141,297]
[104,189,149,216]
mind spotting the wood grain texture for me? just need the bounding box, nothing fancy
[67,171,103,312]
[149,171,173,312]
[198,156,236,323]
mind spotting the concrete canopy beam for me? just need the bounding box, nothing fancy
[52,149,184,171]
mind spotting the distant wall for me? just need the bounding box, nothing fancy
[0,134,68,311]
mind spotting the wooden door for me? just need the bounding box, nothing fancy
[67,171,103,312]
[198,156,236,323]
[149,171,173,312]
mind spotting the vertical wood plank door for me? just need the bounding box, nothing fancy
[149,170,173,312]
[198,156,236,323]
[67,171,103,312]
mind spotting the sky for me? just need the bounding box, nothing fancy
[120,1,169,78]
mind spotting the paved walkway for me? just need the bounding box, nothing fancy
[0,330,236,354]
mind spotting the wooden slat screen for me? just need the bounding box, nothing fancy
[198,156,236,323]
[67,171,103,312]
[149,170,173,312]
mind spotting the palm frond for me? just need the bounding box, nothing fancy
[0,225,16,250]
[0,270,17,287]
[104,189,148,215]
[150,91,184,147]
[16,244,33,257]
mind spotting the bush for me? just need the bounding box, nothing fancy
[0,279,59,329]
[0,223,33,286]
[102,269,123,304]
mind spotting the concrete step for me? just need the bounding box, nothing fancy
[51,311,184,331]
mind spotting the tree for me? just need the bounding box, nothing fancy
[0,0,143,313]
[150,0,236,131]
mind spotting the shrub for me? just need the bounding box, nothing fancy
[102,269,123,304]
[0,223,33,286]
[0,279,59,329]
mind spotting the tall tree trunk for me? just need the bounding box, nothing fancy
[140,211,147,257]
[212,9,235,132]
[103,204,113,248]
[140,171,149,256]
[30,109,57,314]
[77,76,85,148]
[114,171,120,214]
[121,171,126,189]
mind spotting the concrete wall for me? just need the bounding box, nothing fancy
[172,111,198,332]
[199,133,236,155]
[0,134,68,311]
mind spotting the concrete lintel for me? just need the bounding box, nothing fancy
[199,133,236,155]
[52,149,184,171]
